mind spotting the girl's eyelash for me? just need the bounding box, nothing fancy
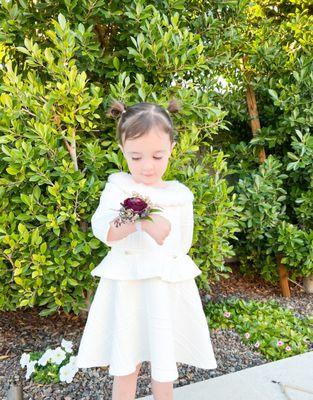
[132,157,163,161]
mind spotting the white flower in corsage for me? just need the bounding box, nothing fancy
[113,191,163,227]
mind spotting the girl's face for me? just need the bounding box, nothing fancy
[118,127,176,186]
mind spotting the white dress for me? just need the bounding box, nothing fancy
[76,171,217,382]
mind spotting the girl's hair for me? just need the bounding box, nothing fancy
[106,99,181,145]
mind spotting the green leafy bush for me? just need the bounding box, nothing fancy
[0,5,234,313]
[216,2,313,282]
[167,139,241,290]
[1,0,312,314]
[232,155,288,282]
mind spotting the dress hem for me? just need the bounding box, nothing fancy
[76,358,218,382]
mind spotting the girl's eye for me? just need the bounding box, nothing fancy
[131,157,163,161]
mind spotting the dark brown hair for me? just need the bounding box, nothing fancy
[106,99,181,145]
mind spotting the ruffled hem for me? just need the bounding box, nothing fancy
[76,356,218,382]
[90,250,202,282]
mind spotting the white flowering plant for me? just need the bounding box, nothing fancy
[19,338,78,384]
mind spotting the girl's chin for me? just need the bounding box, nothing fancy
[142,175,162,184]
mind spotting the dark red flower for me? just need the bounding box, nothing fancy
[121,197,148,213]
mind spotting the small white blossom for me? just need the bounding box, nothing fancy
[50,347,67,365]
[68,355,77,367]
[61,339,73,353]
[38,348,54,366]
[25,360,37,380]
[20,352,31,368]
[59,362,77,383]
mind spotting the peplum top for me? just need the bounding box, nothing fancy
[90,171,202,282]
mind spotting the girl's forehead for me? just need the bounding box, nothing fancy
[128,149,166,155]
[122,129,171,152]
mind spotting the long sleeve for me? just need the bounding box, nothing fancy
[91,181,122,247]
[180,200,194,254]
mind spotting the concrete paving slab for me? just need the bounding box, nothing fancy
[137,351,313,399]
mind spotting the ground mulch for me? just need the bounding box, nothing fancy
[1,264,312,399]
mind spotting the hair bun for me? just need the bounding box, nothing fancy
[167,98,181,114]
[106,100,127,119]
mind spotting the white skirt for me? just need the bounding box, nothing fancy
[76,277,217,382]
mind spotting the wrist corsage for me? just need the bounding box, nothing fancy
[113,191,163,228]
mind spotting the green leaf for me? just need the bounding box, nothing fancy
[138,87,145,101]
[68,278,78,286]
[113,56,120,70]
[6,165,19,175]
[40,242,47,253]
[32,270,40,278]
[58,13,66,30]
[19,299,29,307]
[268,89,278,101]
[20,193,31,206]
[76,115,85,123]
[15,46,31,55]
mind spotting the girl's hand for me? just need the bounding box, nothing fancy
[142,214,171,245]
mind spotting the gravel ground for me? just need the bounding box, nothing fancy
[207,266,313,319]
[1,265,312,400]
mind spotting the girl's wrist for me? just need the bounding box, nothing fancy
[135,220,142,232]
[140,219,149,232]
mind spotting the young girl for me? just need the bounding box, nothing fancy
[76,100,217,400]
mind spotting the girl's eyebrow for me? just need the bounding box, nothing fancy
[129,150,165,154]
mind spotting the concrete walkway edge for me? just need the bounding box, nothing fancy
[137,351,313,399]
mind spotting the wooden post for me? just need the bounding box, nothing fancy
[241,55,290,297]
[7,383,23,400]
[246,84,266,164]
[241,55,266,164]
[276,254,291,298]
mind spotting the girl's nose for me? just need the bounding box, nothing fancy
[142,163,154,172]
